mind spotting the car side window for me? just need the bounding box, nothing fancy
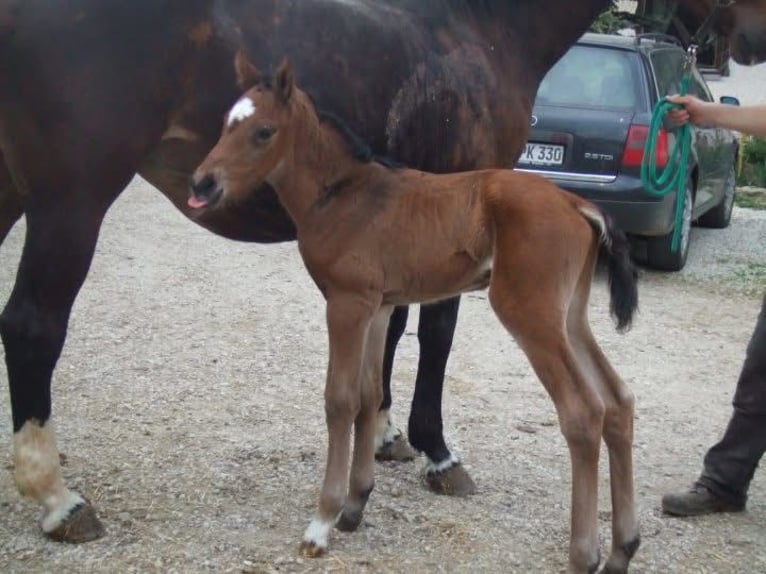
[650,49,686,97]
[688,69,713,102]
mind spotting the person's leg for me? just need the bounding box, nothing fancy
[663,294,766,516]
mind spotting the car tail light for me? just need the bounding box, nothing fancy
[621,125,668,168]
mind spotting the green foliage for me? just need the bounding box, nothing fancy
[736,136,766,189]
[735,191,766,210]
[590,2,635,34]
[742,136,766,165]
[589,1,674,36]
[733,262,766,295]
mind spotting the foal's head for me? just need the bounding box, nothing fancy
[190,53,305,209]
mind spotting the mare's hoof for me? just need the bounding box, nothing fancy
[46,502,105,543]
[599,565,627,574]
[426,463,476,496]
[299,540,326,558]
[375,434,417,462]
[336,510,363,532]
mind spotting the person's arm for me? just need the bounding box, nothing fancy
[666,95,766,136]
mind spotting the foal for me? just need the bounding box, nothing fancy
[190,55,640,574]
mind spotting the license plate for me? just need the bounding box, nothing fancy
[519,143,565,166]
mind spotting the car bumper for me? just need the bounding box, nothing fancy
[519,170,678,237]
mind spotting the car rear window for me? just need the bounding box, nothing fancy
[536,45,641,110]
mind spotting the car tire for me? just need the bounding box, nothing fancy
[646,179,693,272]
[698,163,735,229]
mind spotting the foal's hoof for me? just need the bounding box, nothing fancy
[46,502,105,543]
[299,540,326,558]
[336,509,363,532]
[375,434,417,462]
[426,463,476,496]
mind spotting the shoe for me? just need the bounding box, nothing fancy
[661,485,745,517]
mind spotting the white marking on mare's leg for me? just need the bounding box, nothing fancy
[14,420,85,533]
[374,409,400,450]
[425,452,460,475]
[227,97,256,127]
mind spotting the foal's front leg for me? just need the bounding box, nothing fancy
[300,294,378,557]
[338,306,393,532]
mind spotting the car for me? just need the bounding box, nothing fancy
[516,32,740,271]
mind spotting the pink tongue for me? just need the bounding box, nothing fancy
[187,195,208,209]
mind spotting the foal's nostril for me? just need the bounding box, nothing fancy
[192,174,217,198]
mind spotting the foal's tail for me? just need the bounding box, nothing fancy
[579,205,638,332]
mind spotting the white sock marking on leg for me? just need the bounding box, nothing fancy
[374,409,400,450]
[14,420,84,532]
[303,516,336,549]
[425,453,460,475]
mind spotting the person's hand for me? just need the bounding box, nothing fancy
[665,94,711,127]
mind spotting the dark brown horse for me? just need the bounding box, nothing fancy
[1,0,764,548]
[192,53,640,573]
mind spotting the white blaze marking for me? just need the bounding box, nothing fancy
[227,97,256,127]
[14,420,85,532]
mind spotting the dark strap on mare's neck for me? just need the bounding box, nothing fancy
[690,0,733,48]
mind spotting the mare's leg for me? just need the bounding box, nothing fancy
[0,159,22,245]
[567,278,639,574]
[2,194,121,542]
[338,306,393,532]
[488,267,604,573]
[381,111,471,477]
[411,298,475,495]
[301,294,378,557]
[375,304,417,461]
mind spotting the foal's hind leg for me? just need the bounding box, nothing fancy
[567,311,639,573]
[1,197,119,543]
[338,306,393,532]
[489,283,604,574]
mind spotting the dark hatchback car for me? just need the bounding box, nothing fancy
[516,33,740,271]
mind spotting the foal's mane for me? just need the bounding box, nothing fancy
[295,89,399,169]
[313,107,400,169]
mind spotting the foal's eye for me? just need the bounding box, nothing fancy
[253,126,276,143]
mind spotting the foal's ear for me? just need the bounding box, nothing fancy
[234,50,261,90]
[274,58,295,105]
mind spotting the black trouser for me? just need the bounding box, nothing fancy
[697,294,766,506]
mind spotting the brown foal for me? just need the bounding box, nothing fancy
[190,54,641,574]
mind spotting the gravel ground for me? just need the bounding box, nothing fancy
[0,177,765,574]
[2,62,766,574]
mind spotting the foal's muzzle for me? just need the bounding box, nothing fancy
[188,173,223,209]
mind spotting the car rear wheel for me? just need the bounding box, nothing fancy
[698,163,735,229]
[646,179,693,272]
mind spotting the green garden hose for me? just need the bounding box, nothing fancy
[640,53,695,253]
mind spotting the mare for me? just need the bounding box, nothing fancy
[191,55,640,573]
[1,0,765,547]
[0,0,617,543]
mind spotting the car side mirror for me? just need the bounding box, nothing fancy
[719,95,740,106]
